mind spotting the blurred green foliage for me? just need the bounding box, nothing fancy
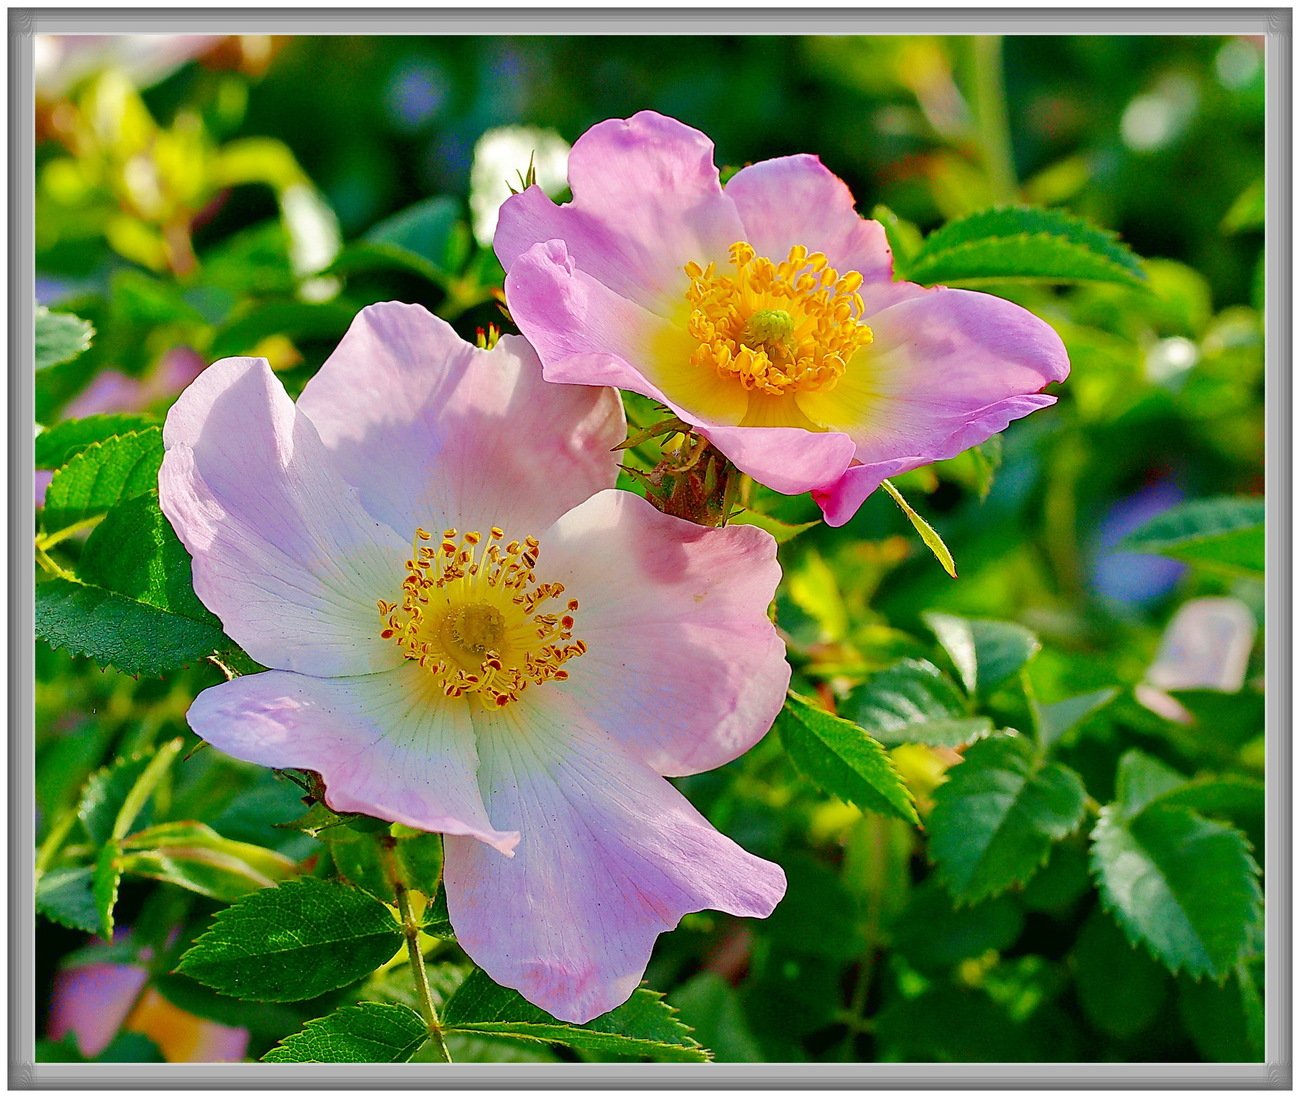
[33,33,1265,1066]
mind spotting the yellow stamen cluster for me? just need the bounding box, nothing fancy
[684,242,873,397]
[379,526,585,708]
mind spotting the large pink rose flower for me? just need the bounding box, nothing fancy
[496,111,1070,526]
[158,302,788,1023]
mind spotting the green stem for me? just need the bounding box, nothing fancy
[379,837,452,1062]
[969,36,1019,202]
[34,542,76,581]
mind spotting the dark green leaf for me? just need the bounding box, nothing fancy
[891,881,1024,972]
[262,1002,428,1063]
[929,734,1087,902]
[35,867,100,934]
[1178,961,1265,1062]
[1119,496,1265,576]
[177,878,403,1001]
[35,305,95,371]
[844,659,992,748]
[42,429,162,532]
[442,968,707,1063]
[901,206,1146,287]
[365,195,463,270]
[669,973,764,1062]
[1038,688,1119,746]
[35,414,158,470]
[775,692,919,824]
[1113,749,1186,818]
[36,494,229,675]
[923,613,1041,696]
[1073,907,1169,1038]
[1090,802,1262,979]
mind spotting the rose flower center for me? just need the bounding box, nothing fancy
[683,241,874,398]
[378,526,585,708]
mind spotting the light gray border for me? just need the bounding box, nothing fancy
[10,7,1290,1090]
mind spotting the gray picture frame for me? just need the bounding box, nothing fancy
[10,8,1291,1088]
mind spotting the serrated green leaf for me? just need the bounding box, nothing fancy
[669,973,765,1062]
[1073,907,1169,1039]
[730,508,819,544]
[844,658,992,748]
[442,968,708,1062]
[1178,961,1265,1062]
[92,840,122,939]
[1090,802,1263,979]
[263,1002,429,1063]
[881,479,957,578]
[775,692,919,824]
[923,613,1041,696]
[1119,496,1265,576]
[901,206,1146,287]
[35,414,158,470]
[177,878,403,1001]
[36,494,230,675]
[35,867,100,933]
[929,734,1087,902]
[120,821,298,902]
[78,752,153,847]
[42,428,162,532]
[35,305,95,371]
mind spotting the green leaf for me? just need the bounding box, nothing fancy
[900,206,1146,287]
[1113,749,1187,818]
[92,840,122,939]
[366,195,464,270]
[1221,178,1265,234]
[35,414,158,470]
[922,613,1041,696]
[177,878,403,1001]
[36,494,229,675]
[881,479,957,578]
[35,867,100,933]
[730,508,819,544]
[669,973,765,1062]
[120,821,298,902]
[208,301,359,360]
[41,428,162,532]
[844,659,992,748]
[1038,688,1119,746]
[262,1002,429,1063]
[110,738,184,841]
[775,692,919,824]
[1119,496,1265,576]
[78,752,152,847]
[1178,961,1265,1062]
[442,968,708,1063]
[891,881,1024,972]
[35,305,95,370]
[1073,907,1169,1039]
[1090,802,1263,979]
[929,734,1087,902]
[969,436,1003,501]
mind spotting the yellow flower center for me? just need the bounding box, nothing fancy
[684,241,873,398]
[379,526,585,708]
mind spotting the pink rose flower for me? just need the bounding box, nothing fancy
[159,302,788,1023]
[495,111,1070,526]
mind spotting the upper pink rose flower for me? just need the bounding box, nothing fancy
[158,301,789,1024]
[495,111,1070,526]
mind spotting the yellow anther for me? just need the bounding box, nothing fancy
[683,240,872,397]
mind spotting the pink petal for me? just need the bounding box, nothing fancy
[725,154,895,289]
[297,302,624,537]
[505,239,749,425]
[802,286,1069,525]
[538,489,788,776]
[496,111,744,313]
[160,358,408,677]
[445,694,786,1023]
[698,422,857,496]
[187,668,518,853]
[47,962,148,1057]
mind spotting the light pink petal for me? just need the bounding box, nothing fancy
[538,489,788,776]
[725,154,895,288]
[159,358,408,676]
[496,111,745,312]
[505,240,749,426]
[802,287,1069,525]
[698,422,857,496]
[47,962,148,1057]
[187,668,518,854]
[297,302,624,537]
[444,696,785,1023]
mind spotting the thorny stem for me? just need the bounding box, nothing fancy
[379,836,452,1062]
